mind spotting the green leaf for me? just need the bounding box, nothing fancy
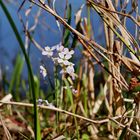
[82,133,90,140]
[118,126,128,140]
[63,4,72,48]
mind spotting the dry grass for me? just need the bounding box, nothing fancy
[0,0,140,139]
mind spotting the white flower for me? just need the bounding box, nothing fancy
[40,65,47,77]
[66,63,76,79]
[58,45,64,52]
[63,48,69,54]
[66,65,74,75]
[38,99,43,105]
[63,48,74,55]
[42,46,54,57]
[56,44,64,52]
[57,52,70,65]
[57,49,74,66]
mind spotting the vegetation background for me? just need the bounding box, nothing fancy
[0,0,140,139]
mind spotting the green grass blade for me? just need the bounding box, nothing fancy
[0,1,41,139]
[118,126,128,140]
[9,54,24,101]
[63,4,72,48]
[64,78,74,107]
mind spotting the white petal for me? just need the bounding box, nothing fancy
[66,65,74,74]
[48,52,53,57]
[42,71,47,77]
[58,58,64,63]
[56,44,64,52]
[65,54,72,60]
[58,52,65,58]
[44,46,50,51]
[42,51,48,55]
[63,48,69,54]
[63,60,70,65]
[40,65,45,70]
[69,50,74,54]
[51,46,56,51]
[40,65,47,77]
[71,73,75,80]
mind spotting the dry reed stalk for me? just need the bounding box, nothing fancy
[88,0,140,62]
[87,0,140,27]
[102,1,115,135]
[113,41,125,115]
[0,101,119,124]
[82,17,95,114]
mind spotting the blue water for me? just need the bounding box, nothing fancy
[0,1,85,77]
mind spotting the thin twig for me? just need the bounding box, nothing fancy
[0,101,116,124]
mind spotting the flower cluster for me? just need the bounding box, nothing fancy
[40,43,76,79]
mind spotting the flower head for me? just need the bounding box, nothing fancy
[66,65,75,79]
[55,43,64,52]
[42,46,54,57]
[66,65,74,74]
[41,43,76,79]
[57,49,74,66]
